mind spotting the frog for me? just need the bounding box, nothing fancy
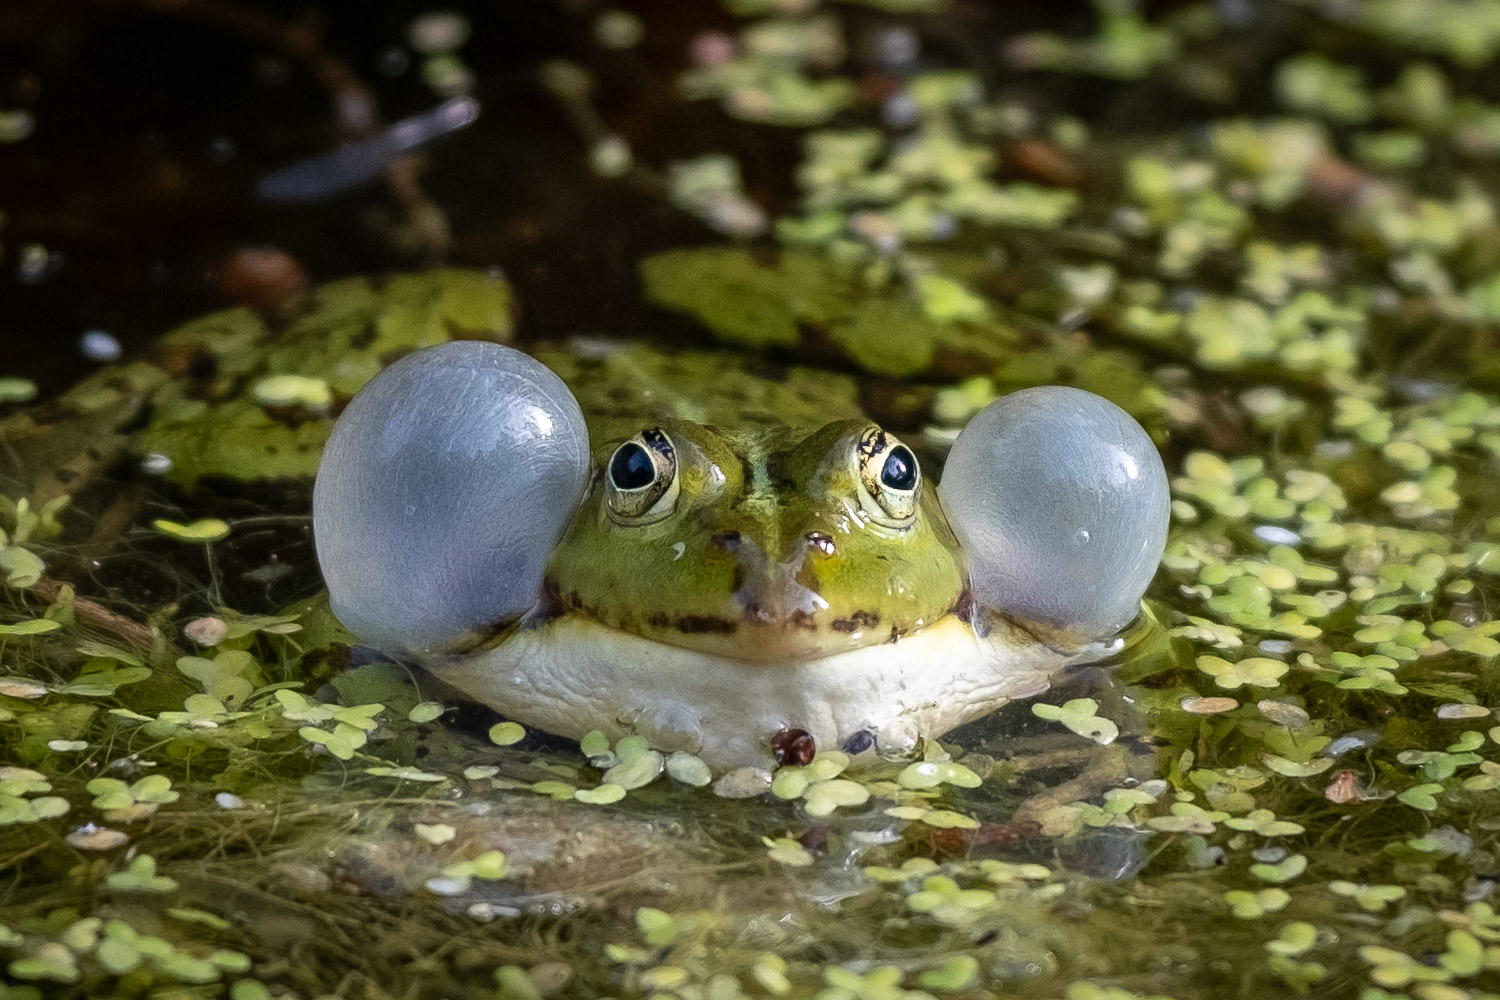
[0,263,1168,771]
[313,336,1171,769]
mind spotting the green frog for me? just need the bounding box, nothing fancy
[314,332,1170,769]
[0,268,1168,769]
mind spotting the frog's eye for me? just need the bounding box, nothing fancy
[855,426,921,526]
[605,428,679,523]
[313,341,590,656]
[938,386,1169,639]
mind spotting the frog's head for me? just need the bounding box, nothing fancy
[547,419,964,661]
[314,342,1167,667]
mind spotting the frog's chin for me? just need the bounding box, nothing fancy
[426,614,1097,770]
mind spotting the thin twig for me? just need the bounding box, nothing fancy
[32,577,158,651]
[117,0,449,257]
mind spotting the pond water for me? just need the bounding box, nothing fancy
[3,1,1500,999]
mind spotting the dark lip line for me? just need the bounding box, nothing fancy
[471,585,972,663]
[538,576,894,631]
[530,616,922,665]
[462,587,1078,663]
[425,577,973,662]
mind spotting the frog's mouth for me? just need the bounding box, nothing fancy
[548,535,925,663]
[571,601,908,663]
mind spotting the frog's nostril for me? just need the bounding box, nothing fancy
[710,531,742,553]
[805,531,836,556]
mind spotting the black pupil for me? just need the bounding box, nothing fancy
[610,443,656,490]
[880,446,917,492]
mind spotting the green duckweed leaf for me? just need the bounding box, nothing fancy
[1224,888,1290,918]
[1397,782,1443,811]
[0,618,61,636]
[918,954,979,991]
[364,766,446,782]
[579,730,610,757]
[1328,881,1406,911]
[1032,698,1120,744]
[53,664,152,696]
[1249,854,1307,883]
[106,854,178,893]
[488,721,525,746]
[8,943,79,983]
[574,783,626,805]
[603,749,664,790]
[1196,654,1288,690]
[1266,921,1317,958]
[0,377,39,404]
[152,518,231,543]
[251,374,332,408]
[802,779,870,817]
[0,545,44,588]
[636,907,679,946]
[665,751,712,786]
[764,836,815,867]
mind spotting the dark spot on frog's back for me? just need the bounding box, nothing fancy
[831,610,880,633]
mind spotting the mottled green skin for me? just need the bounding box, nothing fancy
[547,418,966,662]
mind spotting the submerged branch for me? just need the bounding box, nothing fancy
[113,0,450,259]
[33,577,159,651]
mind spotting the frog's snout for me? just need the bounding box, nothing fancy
[726,531,831,627]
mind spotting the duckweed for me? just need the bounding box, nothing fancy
[6,1,1500,998]
[487,721,526,746]
[150,518,231,543]
[1030,698,1120,744]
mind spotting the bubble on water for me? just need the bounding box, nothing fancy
[705,196,767,237]
[141,453,173,476]
[928,212,959,241]
[17,243,53,284]
[882,92,920,129]
[79,329,122,362]
[1321,730,1382,758]
[1253,524,1301,545]
[874,25,920,68]
[590,135,633,177]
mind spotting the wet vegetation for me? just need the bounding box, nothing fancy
[4,0,1500,998]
